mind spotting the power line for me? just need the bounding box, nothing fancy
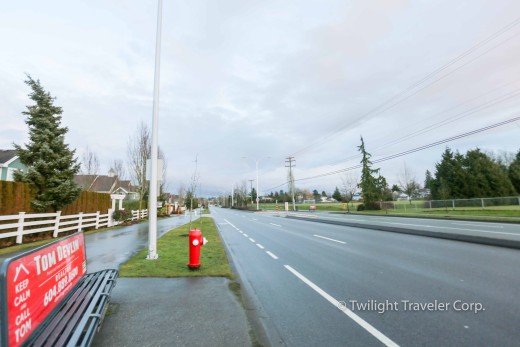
[265,115,520,191]
[327,86,520,167]
[290,16,520,158]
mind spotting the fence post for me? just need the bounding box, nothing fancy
[95,211,100,229]
[429,201,432,209]
[53,211,62,238]
[16,212,26,244]
[481,198,485,209]
[107,208,114,227]
[78,212,83,231]
[452,200,455,210]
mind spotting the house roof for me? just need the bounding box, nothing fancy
[0,150,17,165]
[90,176,118,192]
[118,180,136,192]
[73,174,140,195]
[73,175,97,190]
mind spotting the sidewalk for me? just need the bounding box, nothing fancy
[92,277,253,347]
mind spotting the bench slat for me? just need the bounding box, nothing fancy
[26,269,118,347]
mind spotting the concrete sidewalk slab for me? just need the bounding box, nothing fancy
[92,277,252,347]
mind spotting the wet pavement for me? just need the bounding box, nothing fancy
[1,212,255,347]
[85,214,199,272]
[92,277,252,347]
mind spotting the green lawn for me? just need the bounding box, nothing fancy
[119,216,233,278]
[256,201,520,222]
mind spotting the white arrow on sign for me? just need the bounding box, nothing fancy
[13,264,30,282]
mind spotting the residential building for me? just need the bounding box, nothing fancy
[73,169,139,200]
[0,150,27,181]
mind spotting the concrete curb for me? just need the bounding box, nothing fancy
[286,215,520,250]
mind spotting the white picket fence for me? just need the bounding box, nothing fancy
[0,209,148,244]
[131,209,148,220]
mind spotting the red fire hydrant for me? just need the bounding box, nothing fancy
[188,228,208,269]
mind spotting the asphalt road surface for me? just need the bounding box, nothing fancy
[211,207,520,347]
[290,211,520,243]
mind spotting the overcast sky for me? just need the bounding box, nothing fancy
[2,0,520,197]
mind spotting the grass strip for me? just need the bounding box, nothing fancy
[119,216,233,278]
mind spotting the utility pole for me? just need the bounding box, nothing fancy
[285,156,296,211]
[248,179,254,205]
[147,0,162,260]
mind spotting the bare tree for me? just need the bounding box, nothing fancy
[81,146,100,175]
[80,146,100,191]
[177,183,186,209]
[398,165,420,204]
[112,159,126,180]
[341,172,358,212]
[158,147,168,197]
[127,122,151,213]
[233,180,248,207]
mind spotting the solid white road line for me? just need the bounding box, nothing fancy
[224,219,238,230]
[314,234,346,244]
[256,244,265,249]
[266,251,279,260]
[284,265,399,347]
[270,223,282,227]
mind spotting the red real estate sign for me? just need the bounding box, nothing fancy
[1,232,87,347]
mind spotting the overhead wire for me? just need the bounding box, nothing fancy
[265,115,520,191]
[290,16,520,158]
[325,86,520,168]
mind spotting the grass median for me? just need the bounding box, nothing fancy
[119,216,233,278]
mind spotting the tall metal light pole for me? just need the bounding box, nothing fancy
[147,0,162,260]
[243,157,271,211]
[256,160,259,210]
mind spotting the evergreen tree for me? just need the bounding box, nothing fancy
[332,187,342,201]
[463,149,515,198]
[509,150,520,194]
[430,148,467,199]
[185,190,199,210]
[357,136,386,209]
[312,189,321,202]
[14,76,80,212]
[424,170,433,190]
[431,147,516,199]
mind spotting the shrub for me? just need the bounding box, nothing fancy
[357,202,381,211]
[113,209,132,222]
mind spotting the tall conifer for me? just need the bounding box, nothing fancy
[14,76,80,212]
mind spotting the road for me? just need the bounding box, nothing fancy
[289,211,520,243]
[211,207,520,346]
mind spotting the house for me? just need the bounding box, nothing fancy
[113,181,139,200]
[0,150,27,181]
[73,169,139,200]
